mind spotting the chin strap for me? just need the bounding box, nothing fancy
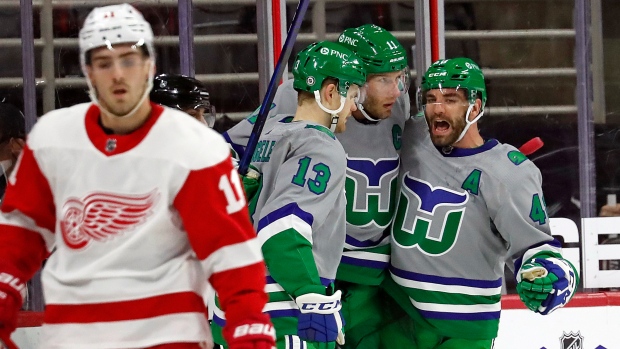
[357,102,381,122]
[314,91,346,132]
[454,104,484,145]
[87,60,155,119]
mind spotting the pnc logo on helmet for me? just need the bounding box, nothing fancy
[320,47,330,55]
[330,49,348,60]
[338,35,358,47]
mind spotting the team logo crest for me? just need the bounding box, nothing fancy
[60,190,160,249]
[392,174,469,256]
[560,332,583,349]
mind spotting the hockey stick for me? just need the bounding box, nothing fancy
[238,0,310,176]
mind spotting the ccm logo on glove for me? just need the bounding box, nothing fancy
[233,323,275,338]
[299,299,341,312]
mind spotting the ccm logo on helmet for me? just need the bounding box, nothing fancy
[428,72,448,77]
[299,299,342,311]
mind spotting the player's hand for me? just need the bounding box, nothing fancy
[516,257,578,315]
[0,272,25,348]
[599,204,620,217]
[223,313,275,349]
[295,290,345,345]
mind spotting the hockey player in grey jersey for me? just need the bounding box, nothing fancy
[223,25,412,348]
[388,57,579,349]
[212,40,366,349]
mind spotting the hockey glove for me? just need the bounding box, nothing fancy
[516,256,578,315]
[223,313,276,349]
[295,290,345,345]
[241,165,261,202]
[0,272,25,349]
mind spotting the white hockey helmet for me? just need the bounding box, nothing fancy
[79,4,156,116]
[79,3,154,68]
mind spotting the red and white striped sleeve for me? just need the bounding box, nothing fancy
[0,144,53,291]
[173,155,267,326]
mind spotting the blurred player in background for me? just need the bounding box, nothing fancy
[0,103,26,199]
[212,40,366,349]
[151,74,216,127]
[388,57,578,349]
[223,24,413,348]
[0,4,274,349]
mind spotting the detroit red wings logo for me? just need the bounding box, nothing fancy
[60,190,160,249]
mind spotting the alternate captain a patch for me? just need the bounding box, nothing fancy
[392,173,469,256]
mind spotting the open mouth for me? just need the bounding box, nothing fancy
[113,88,127,96]
[432,119,451,135]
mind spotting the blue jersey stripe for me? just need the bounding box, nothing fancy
[390,265,502,288]
[257,202,314,233]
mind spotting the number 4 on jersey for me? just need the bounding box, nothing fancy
[529,193,547,225]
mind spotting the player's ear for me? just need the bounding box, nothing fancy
[323,83,338,108]
[469,98,482,120]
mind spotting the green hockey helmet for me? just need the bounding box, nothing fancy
[420,57,487,110]
[293,41,367,98]
[337,24,408,74]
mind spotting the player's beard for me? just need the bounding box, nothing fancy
[426,112,467,147]
[360,93,391,120]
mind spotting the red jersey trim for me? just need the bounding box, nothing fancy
[84,102,164,156]
[44,291,206,324]
[502,292,620,309]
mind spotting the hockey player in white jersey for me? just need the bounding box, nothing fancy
[223,25,412,349]
[0,4,275,349]
[212,40,366,349]
[388,57,579,349]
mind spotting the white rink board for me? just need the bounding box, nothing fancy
[496,304,618,349]
[11,294,620,349]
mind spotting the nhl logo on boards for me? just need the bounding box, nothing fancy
[105,138,117,152]
[560,332,583,349]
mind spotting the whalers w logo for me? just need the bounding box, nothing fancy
[345,157,399,229]
[392,174,468,256]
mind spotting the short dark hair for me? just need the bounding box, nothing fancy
[0,103,26,142]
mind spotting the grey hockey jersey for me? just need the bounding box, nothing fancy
[214,119,347,337]
[223,78,411,285]
[390,115,561,340]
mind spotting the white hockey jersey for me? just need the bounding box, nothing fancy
[0,103,268,349]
